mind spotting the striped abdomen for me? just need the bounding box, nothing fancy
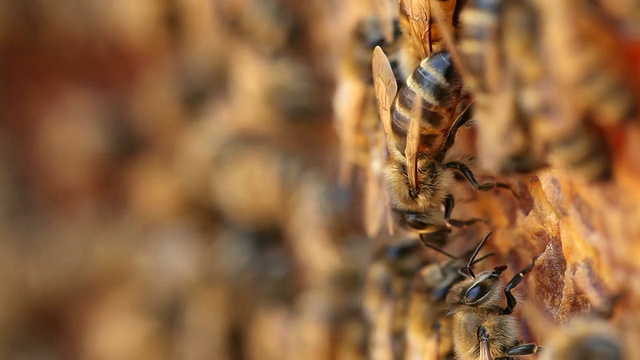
[389,51,463,158]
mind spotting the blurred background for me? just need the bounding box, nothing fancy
[0,0,373,359]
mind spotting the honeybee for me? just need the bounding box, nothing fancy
[405,239,494,360]
[363,239,427,360]
[372,46,513,247]
[446,232,540,360]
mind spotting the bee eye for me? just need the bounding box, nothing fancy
[465,283,487,303]
[405,214,429,230]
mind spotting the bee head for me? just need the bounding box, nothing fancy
[447,267,505,309]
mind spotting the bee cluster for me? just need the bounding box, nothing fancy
[342,0,640,359]
[0,0,640,359]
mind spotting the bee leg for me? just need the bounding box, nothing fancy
[444,194,487,228]
[441,104,474,154]
[444,161,518,198]
[505,343,541,357]
[501,258,536,315]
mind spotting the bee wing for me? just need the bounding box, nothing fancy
[372,0,397,44]
[399,0,432,58]
[405,96,423,194]
[372,46,398,136]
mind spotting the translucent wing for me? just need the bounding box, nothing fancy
[406,96,422,196]
[399,0,431,58]
[372,46,398,136]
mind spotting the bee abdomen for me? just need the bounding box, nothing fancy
[390,52,458,155]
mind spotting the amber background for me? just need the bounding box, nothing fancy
[0,1,639,359]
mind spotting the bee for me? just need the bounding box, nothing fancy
[405,239,494,360]
[363,239,428,360]
[446,232,540,360]
[373,46,513,247]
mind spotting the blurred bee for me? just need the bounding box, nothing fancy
[524,296,625,360]
[405,241,494,360]
[434,0,637,181]
[455,0,548,174]
[363,239,427,360]
[531,0,638,180]
[423,0,549,175]
[539,317,623,360]
[592,0,640,39]
[372,46,513,247]
[446,232,540,360]
[334,13,404,238]
[525,268,628,360]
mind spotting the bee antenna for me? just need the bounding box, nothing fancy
[418,234,458,259]
[472,252,495,265]
[460,231,493,278]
